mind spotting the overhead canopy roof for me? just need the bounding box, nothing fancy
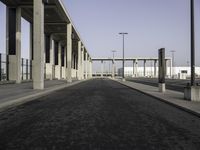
[0,0,89,54]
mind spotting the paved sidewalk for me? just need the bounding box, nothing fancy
[114,79,200,117]
[0,79,86,111]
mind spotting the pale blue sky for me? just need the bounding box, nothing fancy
[0,0,200,70]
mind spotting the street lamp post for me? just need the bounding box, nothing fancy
[119,32,128,81]
[191,0,195,86]
[170,50,175,78]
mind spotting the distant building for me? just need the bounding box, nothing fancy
[118,67,200,79]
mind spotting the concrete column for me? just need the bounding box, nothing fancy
[112,59,115,78]
[165,59,168,77]
[90,60,93,78]
[85,52,88,79]
[50,35,55,79]
[29,24,33,80]
[101,60,103,77]
[135,60,138,77]
[87,56,90,78]
[58,42,62,79]
[33,0,44,89]
[6,7,22,83]
[144,60,146,77]
[45,35,54,80]
[170,59,172,78]
[88,58,92,78]
[64,46,67,79]
[132,60,135,77]
[81,46,84,79]
[77,41,82,80]
[154,60,157,77]
[66,23,72,82]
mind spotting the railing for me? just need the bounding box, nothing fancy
[0,53,9,81]
[21,58,32,81]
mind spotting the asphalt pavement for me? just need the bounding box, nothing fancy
[0,78,200,150]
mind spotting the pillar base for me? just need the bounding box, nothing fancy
[55,65,61,79]
[184,86,200,101]
[159,83,165,92]
[46,63,54,80]
[8,55,21,83]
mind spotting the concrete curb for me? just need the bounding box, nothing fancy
[0,79,90,112]
[113,79,200,118]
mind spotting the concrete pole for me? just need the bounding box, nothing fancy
[112,60,115,78]
[58,42,62,79]
[64,46,67,79]
[66,23,72,82]
[29,24,33,80]
[144,60,146,77]
[165,59,168,77]
[6,7,22,83]
[87,56,90,78]
[132,60,136,77]
[84,52,88,79]
[154,60,157,77]
[90,61,93,78]
[170,59,172,78]
[77,41,82,80]
[101,60,103,77]
[81,46,84,79]
[33,0,44,89]
[135,59,138,77]
[50,35,55,80]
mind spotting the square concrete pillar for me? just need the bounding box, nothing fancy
[55,42,62,79]
[50,35,55,79]
[81,46,84,79]
[6,7,22,83]
[33,0,44,89]
[154,60,157,77]
[90,60,93,78]
[144,60,146,77]
[112,60,115,78]
[77,41,82,80]
[66,23,72,82]
[84,52,88,79]
[101,60,103,77]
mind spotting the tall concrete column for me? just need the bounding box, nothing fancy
[85,52,88,79]
[170,59,172,78]
[88,58,92,78]
[45,35,53,80]
[135,60,138,77]
[66,23,72,82]
[81,46,84,79]
[101,60,103,77]
[6,7,22,83]
[57,42,62,79]
[33,0,44,89]
[50,35,55,79]
[154,60,157,77]
[133,60,135,77]
[64,46,67,79]
[29,24,33,80]
[165,59,168,76]
[90,60,93,78]
[144,60,146,77]
[112,60,115,78]
[87,56,90,78]
[77,41,82,80]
